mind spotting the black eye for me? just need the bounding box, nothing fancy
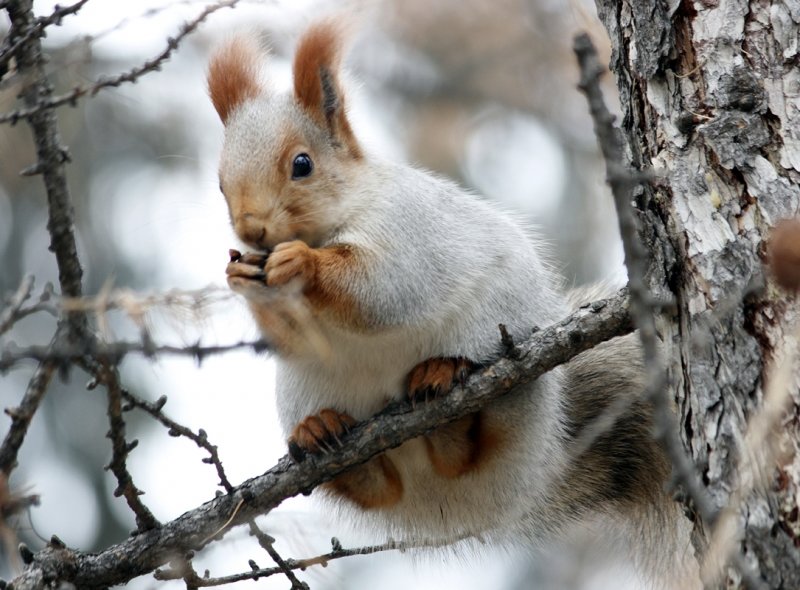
[291,153,313,179]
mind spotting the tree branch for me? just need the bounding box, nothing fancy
[0,0,241,125]
[0,0,91,75]
[0,351,56,476]
[6,288,633,590]
[120,390,235,494]
[99,363,161,532]
[155,535,470,587]
[0,275,36,336]
[6,0,86,321]
[1,336,270,372]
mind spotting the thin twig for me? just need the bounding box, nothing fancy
[99,362,161,532]
[157,534,472,587]
[0,352,57,477]
[0,0,241,125]
[574,32,705,512]
[1,336,271,371]
[0,275,36,336]
[0,0,92,74]
[249,521,309,590]
[120,390,234,493]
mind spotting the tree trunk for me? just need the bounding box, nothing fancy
[593,1,800,587]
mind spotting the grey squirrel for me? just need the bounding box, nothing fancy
[208,21,697,588]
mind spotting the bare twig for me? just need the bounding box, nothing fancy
[7,288,634,590]
[98,362,161,532]
[0,0,91,74]
[0,0,241,125]
[0,275,36,336]
[157,534,472,587]
[1,336,271,371]
[0,350,57,477]
[120,391,234,493]
[0,286,270,370]
[573,32,766,590]
[6,0,86,320]
[248,522,308,590]
[574,32,700,508]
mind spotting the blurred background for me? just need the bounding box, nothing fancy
[0,1,628,588]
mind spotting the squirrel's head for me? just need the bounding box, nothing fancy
[208,22,362,251]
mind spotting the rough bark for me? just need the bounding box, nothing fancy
[593,1,800,587]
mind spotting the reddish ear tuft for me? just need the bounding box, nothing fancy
[293,21,342,120]
[292,21,361,158]
[208,36,263,125]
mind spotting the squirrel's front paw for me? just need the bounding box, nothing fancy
[226,249,269,292]
[407,357,475,405]
[288,409,356,462]
[266,240,317,288]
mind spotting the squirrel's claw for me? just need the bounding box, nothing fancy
[288,409,356,462]
[407,357,475,405]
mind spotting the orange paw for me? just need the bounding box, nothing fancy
[288,409,356,462]
[407,357,474,404]
[266,240,317,288]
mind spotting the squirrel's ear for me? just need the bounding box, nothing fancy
[208,35,264,125]
[293,21,361,158]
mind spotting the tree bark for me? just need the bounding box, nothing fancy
[593,1,800,587]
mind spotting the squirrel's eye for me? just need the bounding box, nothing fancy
[291,153,313,179]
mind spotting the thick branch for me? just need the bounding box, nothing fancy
[7,289,633,590]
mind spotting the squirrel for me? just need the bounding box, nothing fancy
[207,21,697,587]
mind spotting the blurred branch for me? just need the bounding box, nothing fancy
[0,275,36,336]
[0,350,57,477]
[6,288,633,590]
[0,0,91,75]
[1,335,270,371]
[0,0,241,125]
[0,279,58,337]
[573,32,766,590]
[0,284,266,370]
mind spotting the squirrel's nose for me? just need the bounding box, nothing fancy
[236,216,268,250]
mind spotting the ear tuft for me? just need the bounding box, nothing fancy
[292,20,361,158]
[293,21,343,122]
[208,35,264,125]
